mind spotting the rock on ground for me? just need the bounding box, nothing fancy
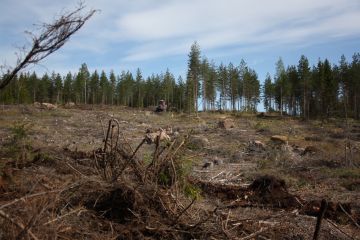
[218,118,235,129]
[189,136,209,149]
[271,135,287,144]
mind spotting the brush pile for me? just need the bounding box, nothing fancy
[0,118,228,239]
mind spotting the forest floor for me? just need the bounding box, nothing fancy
[0,104,360,239]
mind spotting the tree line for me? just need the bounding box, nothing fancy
[263,53,360,120]
[1,42,359,119]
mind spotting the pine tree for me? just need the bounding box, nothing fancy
[228,62,239,111]
[161,69,175,107]
[274,57,288,115]
[99,70,109,105]
[298,55,310,119]
[54,73,63,104]
[27,72,38,103]
[207,61,217,110]
[186,42,201,113]
[117,71,134,106]
[63,72,73,103]
[134,68,144,108]
[323,59,337,117]
[243,67,260,112]
[217,63,228,110]
[238,59,247,110]
[263,73,275,112]
[74,63,90,104]
[37,73,51,102]
[109,70,116,105]
[89,70,99,104]
[175,76,186,111]
[286,65,299,116]
[16,73,29,104]
[350,53,360,119]
[200,58,209,111]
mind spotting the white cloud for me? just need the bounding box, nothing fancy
[116,0,360,60]
[1,0,359,71]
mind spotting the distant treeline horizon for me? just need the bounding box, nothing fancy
[1,43,359,119]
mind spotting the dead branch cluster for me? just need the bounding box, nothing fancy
[2,117,358,239]
[0,2,96,89]
[0,117,242,239]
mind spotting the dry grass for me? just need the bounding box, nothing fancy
[1,105,360,239]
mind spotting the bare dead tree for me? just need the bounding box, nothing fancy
[0,2,97,90]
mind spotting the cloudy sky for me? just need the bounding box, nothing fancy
[1,0,359,82]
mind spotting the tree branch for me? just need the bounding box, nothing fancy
[0,2,97,90]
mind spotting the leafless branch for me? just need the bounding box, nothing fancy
[0,210,39,240]
[0,2,97,90]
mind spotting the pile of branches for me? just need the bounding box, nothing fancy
[89,118,216,239]
[0,118,227,239]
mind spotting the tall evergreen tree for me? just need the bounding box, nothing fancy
[161,69,175,107]
[63,72,73,103]
[287,65,299,116]
[205,61,217,110]
[54,73,63,104]
[99,70,109,105]
[263,73,275,112]
[217,63,228,110]
[89,70,99,104]
[109,70,116,105]
[186,41,201,113]
[243,67,260,112]
[27,72,39,103]
[134,68,144,108]
[274,57,288,115]
[298,55,311,119]
[74,63,90,104]
[238,59,247,110]
[350,53,360,119]
[228,62,239,111]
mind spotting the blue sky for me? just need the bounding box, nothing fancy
[1,0,359,83]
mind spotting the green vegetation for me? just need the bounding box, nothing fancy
[1,44,360,120]
[184,183,201,200]
[3,121,33,167]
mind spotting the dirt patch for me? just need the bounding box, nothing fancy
[85,186,138,223]
[301,200,357,224]
[343,180,360,191]
[248,175,300,208]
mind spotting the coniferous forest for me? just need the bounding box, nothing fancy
[1,42,360,119]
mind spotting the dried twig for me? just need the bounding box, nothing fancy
[338,203,360,229]
[239,227,269,240]
[65,162,87,177]
[0,190,59,210]
[44,207,85,225]
[0,210,39,240]
[0,2,97,90]
[172,198,196,225]
[190,207,218,230]
[16,199,50,240]
[326,219,355,240]
[114,138,146,181]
